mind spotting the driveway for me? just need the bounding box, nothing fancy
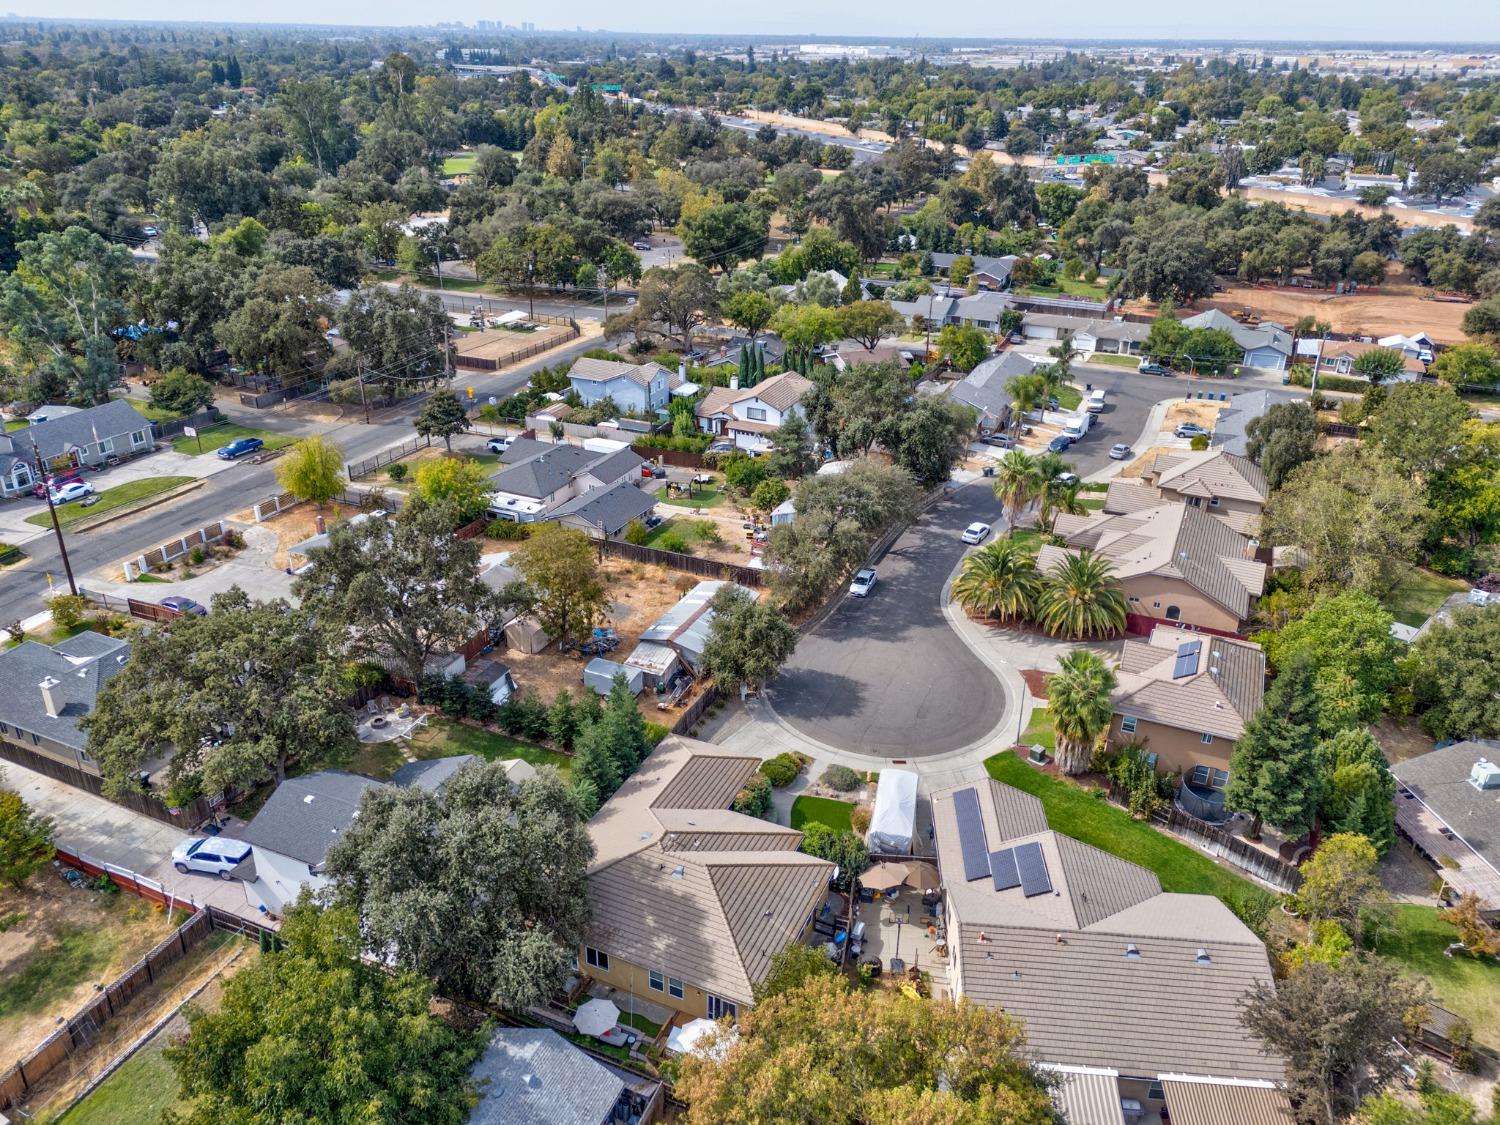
[765,484,1007,757]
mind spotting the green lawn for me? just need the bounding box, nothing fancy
[1370,905,1500,1046]
[134,402,183,423]
[5,621,98,650]
[4,419,28,431]
[790,795,855,833]
[642,517,722,549]
[1017,710,1056,753]
[984,751,1273,913]
[1086,353,1142,369]
[170,424,294,457]
[441,152,477,175]
[408,717,572,778]
[1078,497,1105,510]
[1055,385,1083,410]
[348,741,409,781]
[619,1010,663,1037]
[1018,277,1110,299]
[25,477,195,529]
[1008,528,1043,552]
[58,1032,184,1125]
[1383,569,1470,629]
[0,542,22,567]
[654,483,725,508]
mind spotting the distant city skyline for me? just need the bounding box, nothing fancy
[8,2,1500,44]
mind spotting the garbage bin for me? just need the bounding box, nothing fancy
[982,465,995,477]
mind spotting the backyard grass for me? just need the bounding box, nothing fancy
[133,403,183,423]
[1055,385,1083,410]
[441,152,477,175]
[0,925,117,1025]
[653,483,725,508]
[348,740,409,781]
[642,517,722,550]
[1370,904,1500,1046]
[790,795,855,833]
[1077,497,1105,510]
[56,1032,183,1125]
[170,424,293,457]
[618,1010,663,1037]
[25,477,195,529]
[984,750,1273,913]
[1018,277,1110,299]
[5,419,29,431]
[5,621,98,650]
[1383,568,1469,629]
[408,717,572,778]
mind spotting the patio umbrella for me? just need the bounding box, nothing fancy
[666,1018,718,1055]
[904,861,942,893]
[573,998,620,1038]
[861,861,909,892]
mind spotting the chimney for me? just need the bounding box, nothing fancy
[678,362,687,381]
[39,677,63,718]
[729,374,739,390]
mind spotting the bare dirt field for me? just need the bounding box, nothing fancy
[1119,445,1178,478]
[254,501,365,569]
[1163,400,1228,430]
[0,885,177,1067]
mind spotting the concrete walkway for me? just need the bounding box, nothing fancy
[80,523,296,605]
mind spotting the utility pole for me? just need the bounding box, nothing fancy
[32,450,77,596]
[599,268,608,323]
[526,260,535,321]
[356,364,370,425]
[443,321,452,381]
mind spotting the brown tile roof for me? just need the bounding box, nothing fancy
[932,780,1280,1081]
[1052,502,1266,622]
[1114,627,1267,740]
[1147,450,1269,508]
[1103,479,1165,516]
[1160,1078,1294,1124]
[694,372,814,418]
[584,736,832,1006]
[695,386,738,419]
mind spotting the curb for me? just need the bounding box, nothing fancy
[62,480,207,534]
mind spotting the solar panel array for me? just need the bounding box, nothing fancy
[989,848,1020,891]
[1015,840,1053,897]
[1172,639,1203,679]
[953,788,990,882]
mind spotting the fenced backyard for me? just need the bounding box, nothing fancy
[596,538,765,587]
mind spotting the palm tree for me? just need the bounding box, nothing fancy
[1038,550,1128,640]
[952,537,1042,622]
[1005,371,1046,434]
[991,450,1042,534]
[1040,478,1086,532]
[1047,648,1119,775]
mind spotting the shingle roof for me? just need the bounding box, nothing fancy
[1022,313,1151,341]
[0,632,130,751]
[1113,627,1267,740]
[1210,390,1274,458]
[3,400,150,462]
[567,357,668,389]
[389,754,479,794]
[1050,502,1266,621]
[891,296,957,323]
[549,478,657,534]
[951,291,1011,321]
[469,1028,624,1125]
[695,372,814,418]
[950,350,1035,421]
[933,781,1279,1081]
[238,771,386,866]
[489,443,640,500]
[1148,449,1268,507]
[1392,740,1500,870]
[1182,310,1292,356]
[585,736,830,1006]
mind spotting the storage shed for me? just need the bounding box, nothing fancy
[583,657,644,697]
[866,768,919,854]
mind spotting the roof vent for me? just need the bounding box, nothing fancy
[523,1073,541,1090]
[1011,970,1021,980]
[1196,948,1212,965]
[303,794,316,804]
[670,865,685,879]
[1470,759,1500,791]
[1125,943,1141,960]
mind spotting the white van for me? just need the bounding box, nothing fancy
[1086,388,1107,414]
[1062,413,1092,440]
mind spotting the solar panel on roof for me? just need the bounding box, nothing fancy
[989,848,1020,891]
[1015,840,1053,897]
[1172,639,1203,679]
[953,788,989,882]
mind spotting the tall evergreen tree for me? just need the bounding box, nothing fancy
[1225,654,1323,839]
[226,53,242,87]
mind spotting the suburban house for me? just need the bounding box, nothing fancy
[1180,310,1293,371]
[890,294,957,328]
[928,252,1018,290]
[486,438,644,523]
[1043,501,1268,635]
[0,400,154,498]
[1107,627,1268,815]
[695,371,814,454]
[1311,339,1425,381]
[949,350,1036,431]
[624,579,755,690]
[932,778,1286,1123]
[468,1027,661,1125]
[1377,332,1436,363]
[1209,389,1276,457]
[1343,169,1404,193]
[945,291,1012,332]
[566,357,675,415]
[1391,741,1500,915]
[581,736,833,1023]
[1102,448,1270,536]
[0,630,131,780]
[550,479,658,540]
[1017,313,1151,356]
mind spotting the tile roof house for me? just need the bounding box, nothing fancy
[486,439,644,523]
[1392,740,1500,913]
[468,1028,628,1125]
[1181,310,1293,371]
[566,358,674,415]
[1109,626,1267,813]
[1104,449,1269,536]
[695,371,814,454]
[1041,501,1268,635]
[0,631,131,777]
[582,735,832,1021]
[932,778,1282,1086]
[0,400,155,498]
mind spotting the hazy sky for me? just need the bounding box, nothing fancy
[11,0,1500,43]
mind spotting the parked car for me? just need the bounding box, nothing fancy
[1138,361,1171,376]
[217,436,265,460]
[848,567,878,598]
[142,225,159,238]
[49,480,95,504]
[34,473,84,500]
[1086,388,1107,414]
[640,464,665,478]
[160,596,207,617]
[172,836,251,879]
[1047,435,1073,453]
[1054,472,1079,487]
[485,436,511,454]
[1174,423,1209,439]
[1047,396,1061,411]
[961,522,992,545]
[1109,443,1133,460]
[982,432,1015,449]
[707,441,735,454]
[684,350,706,361]
[632,240,652,251]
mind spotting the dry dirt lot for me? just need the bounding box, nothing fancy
[1163,400,1229,430]
[0,885,177,1067]
[254,501,366,569]
[1118,446,1178,478]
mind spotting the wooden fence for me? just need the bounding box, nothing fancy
[671,685,721,736]
[631,445,709,469]
[122,520,228,580]
[0,909,216,1112]
[454,516,489,540]
[0,739,212,826]
[596,538,765,588]
[1150,805,1303,891]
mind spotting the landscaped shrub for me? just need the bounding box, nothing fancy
[188,546,206,566]
[656,531,692,555]
[849,804,872,836]
[821,765,862,792]
[386,462,408,482]
[732,773,773,818]
[49,594,87,630]
[623,519,649,545]
[487,520,533,541]
[759,753,800,787]
[643,722,669,748]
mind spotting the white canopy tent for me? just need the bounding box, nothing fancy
[865,768,919,854]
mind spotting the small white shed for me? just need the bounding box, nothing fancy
[583,657,645,697]
[866,768,919,855]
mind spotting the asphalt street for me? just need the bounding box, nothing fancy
[766,483,1008,758]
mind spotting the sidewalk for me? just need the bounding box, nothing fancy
[82,523,295,604]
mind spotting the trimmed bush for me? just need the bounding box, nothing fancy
[849,804,873,836]
[821,764,862,792]
[487,520,533,541]
[733,773,773,818]
[386,462,408,482]
[759,753,800,787]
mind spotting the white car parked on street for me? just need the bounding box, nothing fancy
[848,567,878,597]
[961,522,992,545]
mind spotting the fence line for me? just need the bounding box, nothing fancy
[1150,805,1303,891]
[596,539,765,587]
[122,520,227,580]
[0,740,212,826]
[670,685,721,736]
[250,491,301,522]
[631,444,709,469]
[148,408,224,441]
[347,434,432,480]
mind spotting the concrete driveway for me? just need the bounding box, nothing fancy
[765,483,1008,758]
